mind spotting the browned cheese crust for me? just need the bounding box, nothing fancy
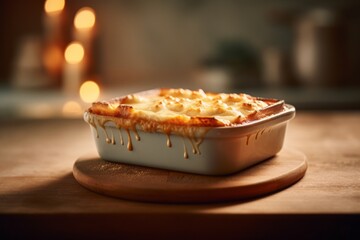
[88,88,284,128]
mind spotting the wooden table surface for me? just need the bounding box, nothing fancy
[1,112,359,238]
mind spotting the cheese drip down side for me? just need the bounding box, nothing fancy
[84,112,209,159]
[85,111,274,159]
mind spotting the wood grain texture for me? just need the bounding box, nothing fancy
[73,148,307,203]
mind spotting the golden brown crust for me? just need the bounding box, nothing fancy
[88,88,285,127]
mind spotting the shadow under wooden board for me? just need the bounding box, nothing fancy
[73,148,307,203]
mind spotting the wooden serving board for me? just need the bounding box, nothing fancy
[73,148,307,203]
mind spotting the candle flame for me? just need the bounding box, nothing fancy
[80,81,100,103]
[74,7,96,29]
[64,42,84,64]
[44,0,65,14]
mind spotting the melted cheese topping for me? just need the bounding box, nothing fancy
[89,88,278,127]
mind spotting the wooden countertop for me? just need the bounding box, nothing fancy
[1,112,359,238]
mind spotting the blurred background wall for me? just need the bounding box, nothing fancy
[0,0,359,90]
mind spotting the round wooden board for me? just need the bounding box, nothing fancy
[73,148,307,203]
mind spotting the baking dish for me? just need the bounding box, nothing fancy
[84,89,295,175]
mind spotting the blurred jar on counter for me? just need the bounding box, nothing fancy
[293,8,348,87]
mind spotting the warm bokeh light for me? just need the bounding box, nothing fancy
[44,0,65,14]
[62,101,82,117]
[79,81,100,103]
[74,7,96,29]
[64,42,84,64]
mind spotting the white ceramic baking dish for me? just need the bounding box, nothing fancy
[84,95,295,176]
